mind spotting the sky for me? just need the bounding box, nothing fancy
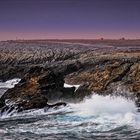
[0,0,140,40]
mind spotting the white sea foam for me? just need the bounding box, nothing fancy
[64,83,80,91]
[1,79,140,132]
[71,94,137,116]
[69,94,140,130]
[0,78,21,89]
[1,93,140,136]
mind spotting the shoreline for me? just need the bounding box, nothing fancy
[0,40,140,112]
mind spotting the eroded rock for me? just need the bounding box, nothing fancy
[65,61,140,96]
[0,66,72,113]
[1,40,140,113]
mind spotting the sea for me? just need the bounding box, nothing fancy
[0,79,140,140]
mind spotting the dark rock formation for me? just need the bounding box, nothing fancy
[0,66,72,113]
[1,40,140,113]
[65,61,140,97]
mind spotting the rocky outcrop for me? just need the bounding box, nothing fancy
[1,40,140,82]
[0,41,83,81]
[64,60,140,108]
[1,59,140,114]
[0,66,73,114]
[1,40,140,113]
[65,61,132,92]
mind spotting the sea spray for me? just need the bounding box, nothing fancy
[69,94,140,130]
[1,79,140,138]
[0,78,21,89]
[70,94,137,116]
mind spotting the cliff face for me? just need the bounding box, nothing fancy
[0,40,140,112]
[0,66,73,113]
[65,61,140,93]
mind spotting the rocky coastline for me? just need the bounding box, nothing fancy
[0,40,140,113]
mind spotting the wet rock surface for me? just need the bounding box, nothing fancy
[0,40,140,112]
[0,66,70,113]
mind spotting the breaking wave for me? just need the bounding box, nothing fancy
[0,78,21,89]
[0,79,140,139]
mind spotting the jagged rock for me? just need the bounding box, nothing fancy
[1,40,140,113]
[0,66,71,113]
[124,63,140,93]
[65,61,140,95]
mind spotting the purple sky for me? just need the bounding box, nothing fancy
[0,0,140,40]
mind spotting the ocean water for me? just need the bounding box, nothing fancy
[0,80,140,140]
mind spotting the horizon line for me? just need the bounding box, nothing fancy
[1,38,140,42]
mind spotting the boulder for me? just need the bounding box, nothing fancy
[0,66,71,113]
